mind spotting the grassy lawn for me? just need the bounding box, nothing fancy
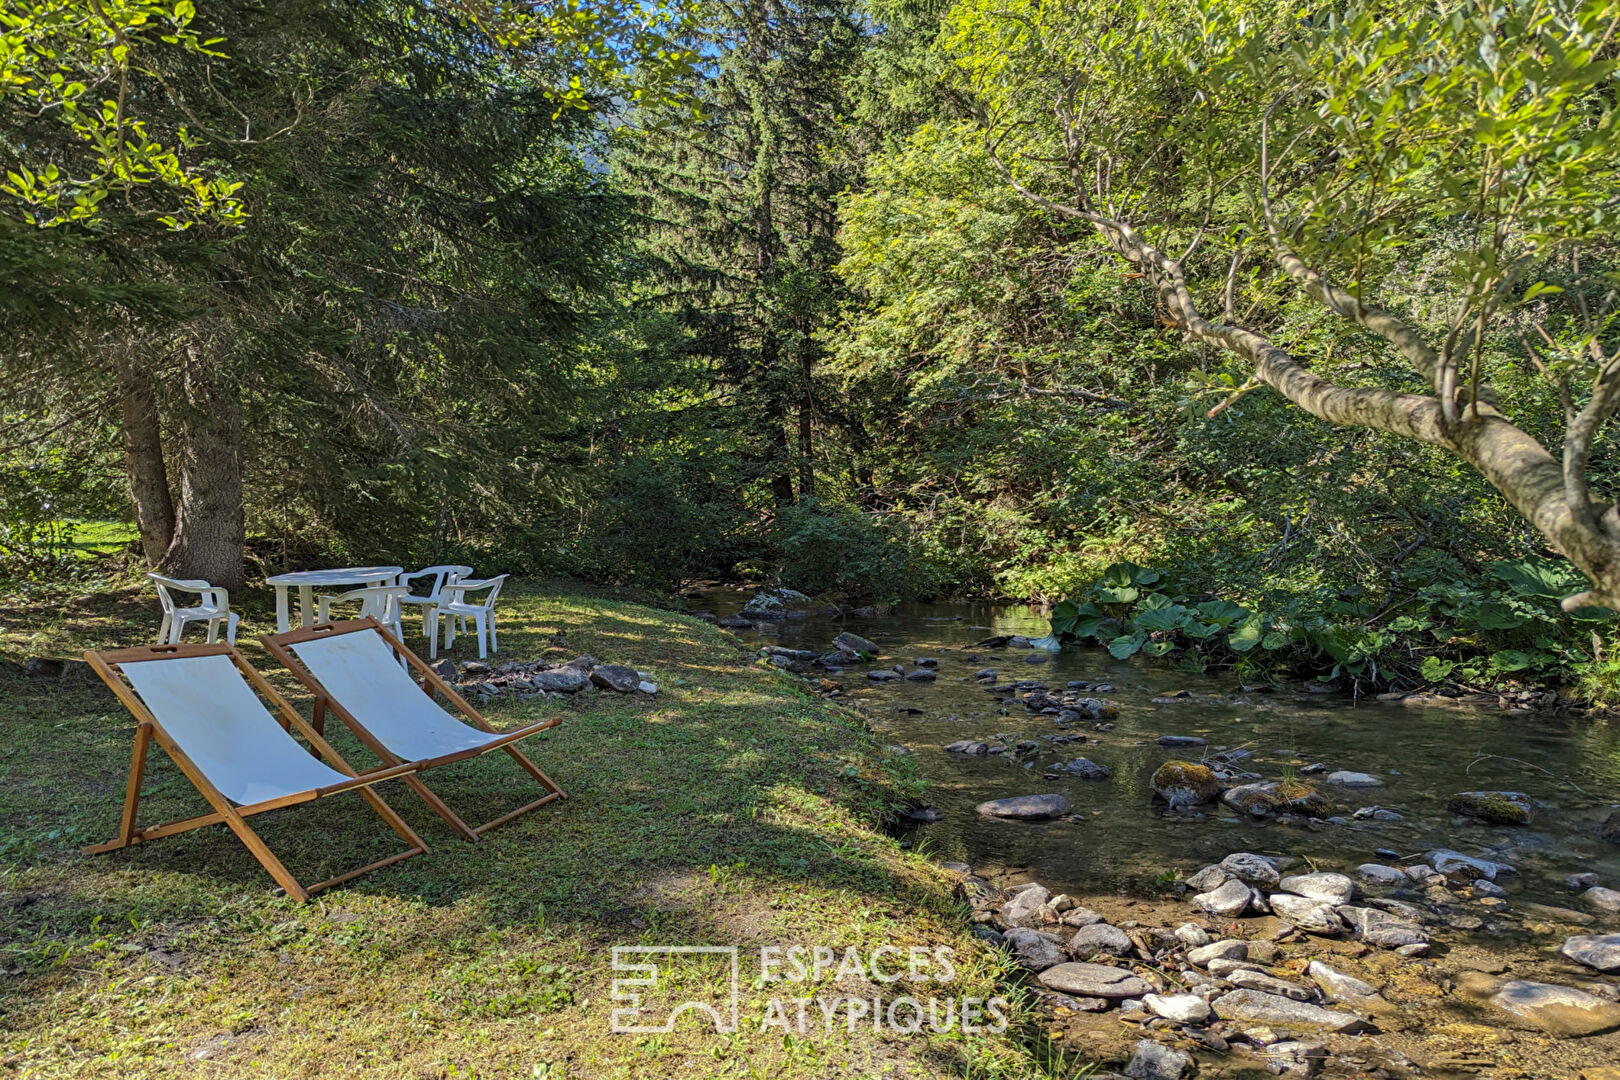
[0,581,1048,1079]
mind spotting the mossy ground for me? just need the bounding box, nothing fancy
[0,581,1052,1079]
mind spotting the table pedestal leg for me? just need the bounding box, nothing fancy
[298,585,315,628]
[275,587,291,633]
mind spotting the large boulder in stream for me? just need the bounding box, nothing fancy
[976,794,1071,820]
[833,631,878,654]
[1446,790,1535,825]
[1150,761,1220,806]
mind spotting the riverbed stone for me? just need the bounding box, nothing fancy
[1003,928,1067,971]
[1585,886,1620,913]
[905,669,936,682]
[867,669,901,682]
[1355,864,1408,886]
[1268,893,1347,934]
[1060,757,1112,780]
[1326,771,1382,787]
[1211,990,1368,1032]
[1143,993,1212,1024]
[1150,760,1220,806]
[1339,906,1428,948]
[1070,923,1134,958]
[1220,852,1281,889]
[1447,790,1536,825]
[1185,864,1230,891]
[1157,734,1207,747]
[1279,872,1357,905]
[1037,963,1153,998]
[1457,971,1620,1037]
[1562,933,1620,973]
[1429,849,1518,881]
[1225,969,1315,1001]
[977,794,1071,820]
[1124,1039,1192,1080]
[1187,939,1247,966]
[1061,905,1106,927]
[945,740,989,755]
[1193,879,1254,918]
[1000,885,1052,927]
[1175,923,1211,947]
[1602,809,1620,845]
[833,631,878,654]
[1222,780,1331,818]
[1307,961,1379,1001]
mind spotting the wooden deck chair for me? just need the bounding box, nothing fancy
[83,643,429,901]
[261,618,566,842]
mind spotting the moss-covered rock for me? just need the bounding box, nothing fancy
[1151,760,1220,806]
[1447,790,1535,825]
[1220,779,1331,818]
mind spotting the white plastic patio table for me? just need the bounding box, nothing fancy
[266,567,404,632]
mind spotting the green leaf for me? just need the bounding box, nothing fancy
[1143,639,1177,657]
[1134,604,1189,631]
[1488,557,1582,599]
[1093,585,1139,604]
[1107,631,1146,659]
[1568,605,1616,622]
[1227,619,1262,652]
[1194,599,1249,626]
[1260,631,1289,651]
[1420,656,1456,681]
[1489,649,1533,672]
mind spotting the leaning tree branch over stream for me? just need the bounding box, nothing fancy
[951,0,1620,606]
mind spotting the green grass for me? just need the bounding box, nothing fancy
[0,581,1048,1079]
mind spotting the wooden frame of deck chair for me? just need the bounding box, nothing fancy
[261,618,566,841]
[83,642,430,902]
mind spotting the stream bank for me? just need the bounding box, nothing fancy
[703,585,1620,1077]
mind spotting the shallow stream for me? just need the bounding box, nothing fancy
[703,590,1620,902]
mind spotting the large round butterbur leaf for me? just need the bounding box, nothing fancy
[1194,599,1249,627]
[1093,585,1139,604]
[1421,656,1456,680]
[1100,561,1160,587]
[1107,630,1147,659]
[1489,557,1585,599]
[1489,649,1534,672]
[1144,639,1177,657]
[1567,606,1616,622]
[1181,620,1221,640]
[1228,618,1263,653]
[1134,604,1190,631]
[1052,599,1105,638]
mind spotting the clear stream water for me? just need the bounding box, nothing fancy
[705,590,1620,901]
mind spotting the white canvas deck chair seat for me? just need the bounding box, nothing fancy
[262,618,566,841]
[83,642,429,901]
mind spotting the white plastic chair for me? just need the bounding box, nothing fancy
[433,574,508,659]
[317,585,410,641]
[396,565,473,639]
[149,573,240,645]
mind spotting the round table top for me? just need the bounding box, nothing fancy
[266,566,404,587]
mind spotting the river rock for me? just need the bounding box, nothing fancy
[1279,872,1356,905]
[1193,879,1253,918]
[1268,893,1347,934]
[1124,1039,1192,1080]
[1143,993,1212,1024]
[589,664,641,692]
[977,794,1070,820]
[1521,901,1594,925]
[945,741,988,755]
[1150,761,1220,806]
[1000,885,1052,927]
[1585,886,1620,913]
[867,669,901,682]
[1225,969,1315,1001]
[1062,906,1106,927]
[1185,864,1230,891]
[1326,771,1382,787]
[717,614,754,628]
[1060,757,1112,780]
[1601,808,1620,845]
[1569,872,1601,890]
[1003,928,1067,971]
[531,669,591,693]
[1562,933,1620,973]
[1187,939,1247,966]
[1157,734,1207,747]
[1339,906,1428,948]
[833,631,878,654]
[1220,852,1281,889]
[1070,923,1133,958]
[1447,790,1535,825]
[1211,990,1368,1032]
[1355,864,1408,886]
[1037,963,1153,998]
[905,669,937,682]
[1222,780,1330,818]
[1429,849,1518,881]
[1458,971,1620,1037]
[1307,961,1379,1001]
[1175,923,1211,947]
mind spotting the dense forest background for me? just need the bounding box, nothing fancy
[4,0,1617,696]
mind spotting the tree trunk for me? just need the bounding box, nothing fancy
[161,348,246,590]
[114,352,175,565]
[798,352,815,499]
